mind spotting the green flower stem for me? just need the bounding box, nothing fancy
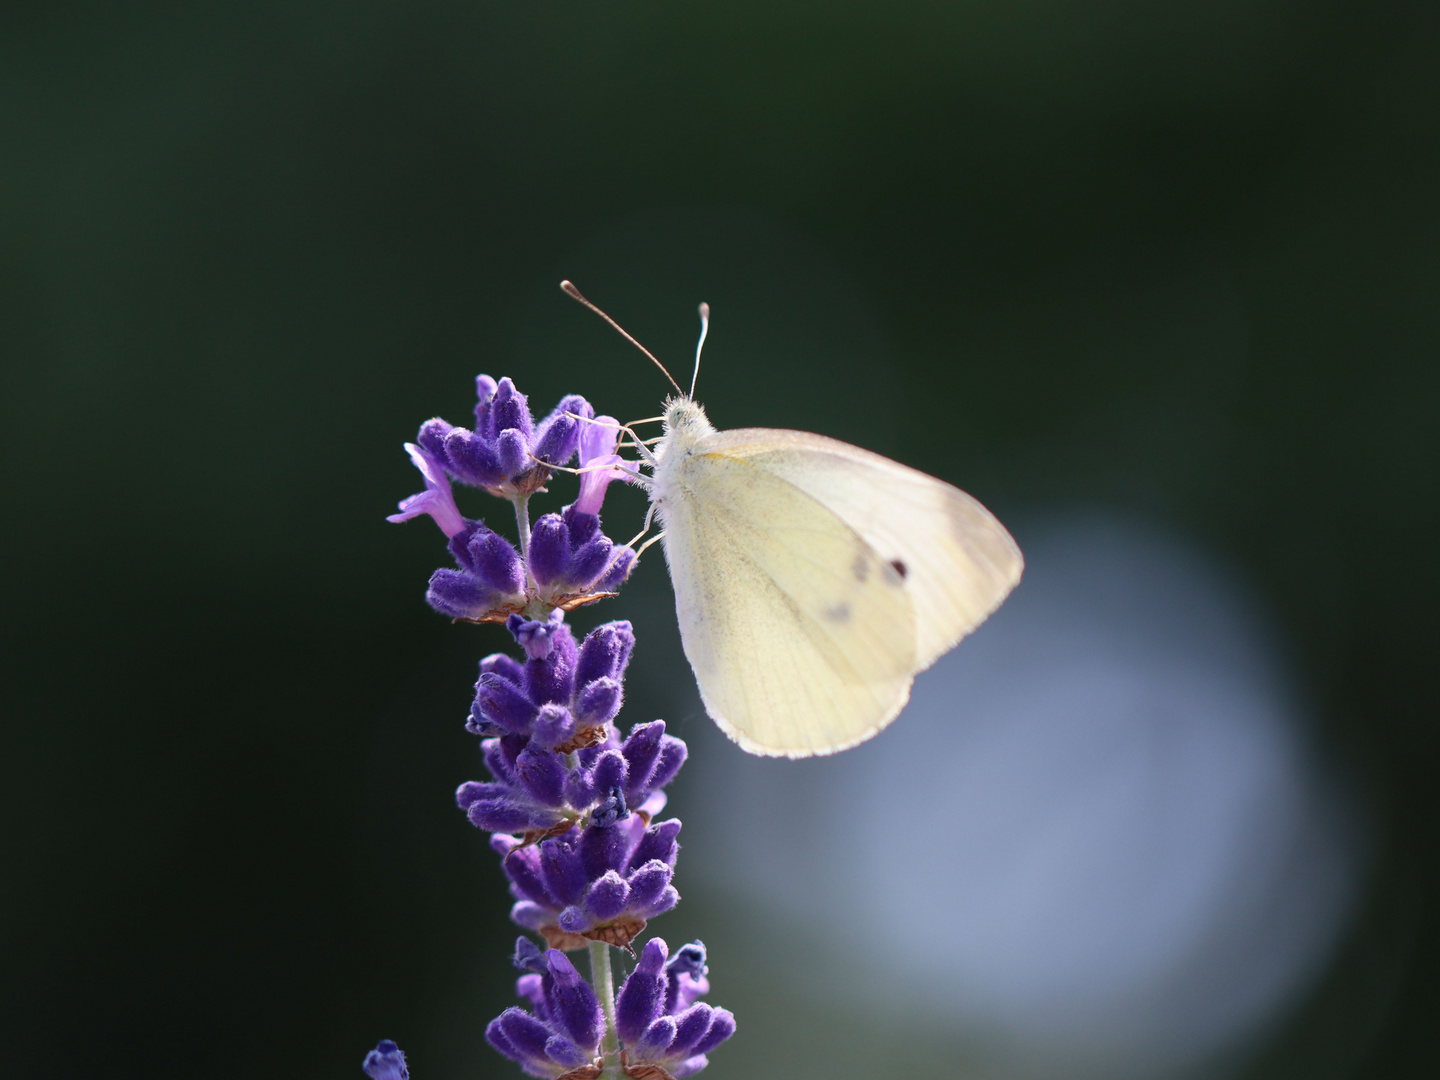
[513,494,551,620]
[589,940,622,1077]
[512,494,532,564]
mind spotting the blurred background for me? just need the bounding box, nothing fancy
[2,2,1437,1077]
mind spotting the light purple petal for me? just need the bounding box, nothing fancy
[387,442,466,537]
[578,415,621,466]
[575,454,629,516]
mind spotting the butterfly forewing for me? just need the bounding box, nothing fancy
[660,449,920,757]
[704,429,1023,670]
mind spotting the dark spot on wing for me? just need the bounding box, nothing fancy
[890,559,909,580]
[824,603,852,623]
[852,551,870,582]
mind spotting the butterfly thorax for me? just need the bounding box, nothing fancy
[650,397,716,504]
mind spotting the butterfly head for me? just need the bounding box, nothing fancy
[662,395,713,437]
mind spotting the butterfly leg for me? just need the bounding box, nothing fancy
[621,501,659,551]
[525,454,639,478]
[632,530,667,561]
[564,411,659,469]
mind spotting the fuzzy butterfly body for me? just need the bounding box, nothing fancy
[647,396,1022,758]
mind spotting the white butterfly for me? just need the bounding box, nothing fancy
[562,282,1023,758]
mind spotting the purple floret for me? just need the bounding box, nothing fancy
[420,376,594,498]
[425,521,528,621]
[529,505,636,605]
[459,725,683,838]
[494,813,681,949]
[468,615,626,740]
[486,948,604,1078]
[614,939,734,1077]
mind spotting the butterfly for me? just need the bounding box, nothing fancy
[562,281,1022,758]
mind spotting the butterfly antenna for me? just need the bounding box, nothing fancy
[689,301,709,399]
[560,280,684,397]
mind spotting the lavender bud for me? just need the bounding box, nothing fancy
[514,745,567,807]
[543,1036,590,1068]
[455,781,501,811]
[496,1007,553,1060]
[545,949,604,1048]
[473,374,498,419]
[361,1040,409,1080]
[575,677,621,727]
[503,848,553,906]
[594,548,637,593]
[634,1017,678,1062]
[617,938,669,1042]
[532,703,577,750]
[512,936,549,974]
[621,722,665,791]
[415,417,452,461]
[669,1003,716,1057]
[482,378,533,446]
[579,814,644,877]
[473,672,537,736]
[631,819,682,868]
[692,1010,736,1055]
[538,837,589,906]
[625,860,673,911]
[592,752,628,797]
[468,797,547,833]
[481,653,525,683]
[646,737,688,796]
[575,621,635,687]
[533,394,593,465]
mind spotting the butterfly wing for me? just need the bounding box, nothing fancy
[698,427,1023,670]
[659,449,921,757]
[705,429,1031,673]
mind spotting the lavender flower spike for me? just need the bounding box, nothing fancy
[362,1039,410,1080]
[387,443,465,538]
[386,368,734,1080]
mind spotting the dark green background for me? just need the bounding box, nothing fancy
[2,2,1436,1077]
